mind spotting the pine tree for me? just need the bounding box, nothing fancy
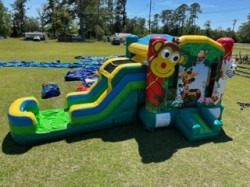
[0,0,11,37]
[11,0,28,37]
[114,0,127,33]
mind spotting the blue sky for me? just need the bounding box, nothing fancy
[2,0,250,31]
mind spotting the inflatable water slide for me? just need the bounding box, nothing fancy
[8,57,146,144]
[7,34,236,144]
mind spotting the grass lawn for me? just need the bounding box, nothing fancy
[0,38,125,62]
[0,38,249,186]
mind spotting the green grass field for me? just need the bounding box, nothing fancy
[0,38,125,62]
[0,38,249,186]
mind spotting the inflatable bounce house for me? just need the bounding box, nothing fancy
[7,34,236,144]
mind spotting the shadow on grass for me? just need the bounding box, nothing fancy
[65,122,233,163]
[2,133,32,154]
[2,121,232,163]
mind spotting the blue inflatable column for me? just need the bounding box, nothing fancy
[126,35,139,58]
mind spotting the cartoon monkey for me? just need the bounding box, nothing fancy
[146,39,184,108]
[149,40,184,78]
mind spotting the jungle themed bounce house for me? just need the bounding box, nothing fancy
[7,34,236,144]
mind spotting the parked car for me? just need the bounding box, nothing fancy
[111,38,120,45]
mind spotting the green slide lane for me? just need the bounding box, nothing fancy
[175,108,223,141]
[190,112,212,134]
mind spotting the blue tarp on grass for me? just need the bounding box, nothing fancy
[0,55,124,91]
[65,65,100,81]
[0,56,122,68]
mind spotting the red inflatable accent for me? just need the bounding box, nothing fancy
[146,36,167,108]
[217,37,234,60]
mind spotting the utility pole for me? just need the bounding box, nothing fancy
[232,19,237,32]
[148,0,152,33]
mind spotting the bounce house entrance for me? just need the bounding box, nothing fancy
[173,58,223,141]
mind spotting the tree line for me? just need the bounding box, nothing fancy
[0,0,250,43]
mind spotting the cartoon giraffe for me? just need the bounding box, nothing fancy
[178,68,200,102]
[146,37,184,112]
